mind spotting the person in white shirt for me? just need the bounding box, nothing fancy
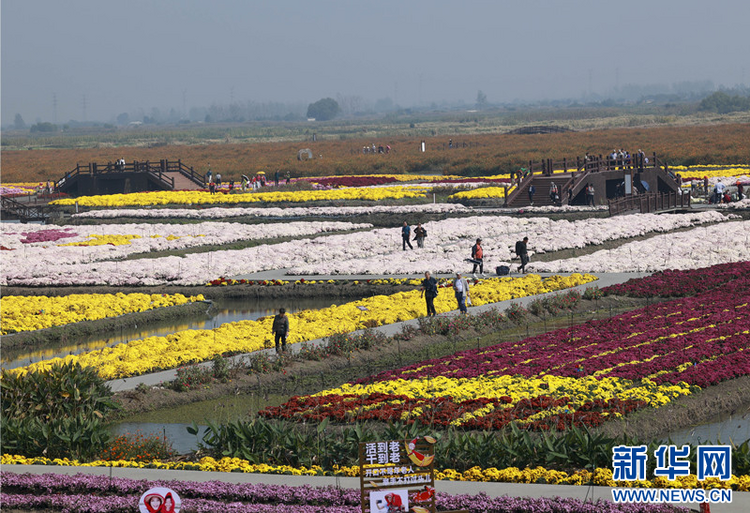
[453,272,470,314]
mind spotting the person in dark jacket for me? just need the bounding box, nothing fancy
[401,221,413,250]
[413,223,427,248]
[515,236,529,274]
[420,271,438,316]
[272,308,289,353]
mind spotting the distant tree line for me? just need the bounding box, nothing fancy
[699,91,750,114]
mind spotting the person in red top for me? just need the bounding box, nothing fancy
[470,238,484,277]
[384,492,405,512]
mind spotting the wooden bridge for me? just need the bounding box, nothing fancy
[504,152,687,215]
[55,159,206,197]
[1,195,55,223]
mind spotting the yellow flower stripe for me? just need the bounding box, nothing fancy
[672,166,750,180]
[57,234,143,246]
[1,293,205,335]
[313,374,694,426]
[3,454,747,491]
[50,186,427,208]
[449,186,511,200]
[11,274,596,380]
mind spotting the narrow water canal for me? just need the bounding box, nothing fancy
[112,393,289,455]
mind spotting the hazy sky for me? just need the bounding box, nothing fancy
[2,0,749,124]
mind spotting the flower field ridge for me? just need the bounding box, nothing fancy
[261,270,750,430]
[10,274,595,380]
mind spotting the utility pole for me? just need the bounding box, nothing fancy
[52,93,58,124]
[81,94,87,122]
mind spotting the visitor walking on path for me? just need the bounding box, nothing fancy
[469,238,485,277]
[413,223,427,248]
[272,308,289,353]
[453,272,470,314]
[401,222,414,250]
[421,271,438,317]
[528,184,536,205]
[515,237,529,274]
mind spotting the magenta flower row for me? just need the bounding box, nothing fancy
[0,472,688,513]
[603,261,750,298]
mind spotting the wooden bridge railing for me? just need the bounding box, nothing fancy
[608,191,691,216]
[54,159,206,191]
[1,196,50,222]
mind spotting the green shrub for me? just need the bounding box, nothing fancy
[0,362,117,460]
[583,286,604,300]
[171,365,213,392]
[505,302,528,322]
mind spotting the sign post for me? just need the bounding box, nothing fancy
[360,437,436,513]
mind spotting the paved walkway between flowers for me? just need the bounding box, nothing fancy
[107,272,645,392]
[2,464,748,512]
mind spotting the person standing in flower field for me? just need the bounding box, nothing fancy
[413,223,427,248]
[515,236,529,274]
[272,308,289,353]
[401,221,413,250]
[420,271,438,317]
[453,272,470,314]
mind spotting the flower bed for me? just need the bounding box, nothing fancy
[10,274,595,380]
[3,457,749,492]
[531,220,750,274]
[288,211,729,276]
[449,186,510,200]
[261,274,750,430]
[0,471,694,513]
[1,293,204,334]
[672,164,750,180]
[305,175,399,187]
[603,261,750,297]
[72,203,474,219]
[1,212,728,287]
[0,220,370,274]
[50,186,427,208]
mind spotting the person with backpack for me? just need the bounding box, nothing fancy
[271,308,289,353]
[550,182,559,205]
[420,271,439,317]
[469,238,485,277]
[413,223,427,248]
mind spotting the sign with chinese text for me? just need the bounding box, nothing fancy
[360,437,436,513]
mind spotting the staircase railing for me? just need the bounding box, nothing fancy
[1,196,50,222]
